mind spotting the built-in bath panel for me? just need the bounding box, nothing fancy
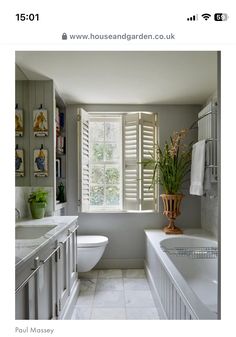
[145,230,218,320]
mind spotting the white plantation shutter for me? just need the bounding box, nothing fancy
[78,108,90,212]
[140,113,157,210]
[124,113,140,210]
[78,111,157,212]
[124,112,157,211]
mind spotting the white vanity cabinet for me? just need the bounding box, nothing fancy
[56,226,78,318]
[15,218,79,320]
[15,242,60,319]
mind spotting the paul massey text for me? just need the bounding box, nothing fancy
[15,327,54,334]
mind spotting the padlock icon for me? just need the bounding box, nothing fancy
[62,33,67,40]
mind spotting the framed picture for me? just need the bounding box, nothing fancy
[33,109,48,136]
[15,109,23,137]
[15,148,24,176]
[34,148,48,177]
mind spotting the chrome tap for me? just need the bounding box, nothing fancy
[15,208,21,221]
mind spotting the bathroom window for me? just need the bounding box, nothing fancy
[78,109,158,212]
[89,116,122,211]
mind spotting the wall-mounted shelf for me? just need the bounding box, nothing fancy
[55,94,67,213]
[55,202,67,211]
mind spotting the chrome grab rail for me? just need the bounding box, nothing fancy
[40,243,60,264]
[59,225,78,245]
[15,257,40,294]
[15,225,78,294]
[16,245,61,293]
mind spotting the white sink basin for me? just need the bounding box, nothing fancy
[15,225,57,240]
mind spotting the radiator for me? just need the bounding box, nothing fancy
[198,102,217,182]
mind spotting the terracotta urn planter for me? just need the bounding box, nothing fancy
[160,194,184,234]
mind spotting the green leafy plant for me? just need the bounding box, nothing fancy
[142,129,192,194]
[28,188,48,204]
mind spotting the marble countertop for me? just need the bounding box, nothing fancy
[15,216,78,269]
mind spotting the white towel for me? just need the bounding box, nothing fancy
[190,140,206,196]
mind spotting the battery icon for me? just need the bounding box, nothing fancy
[214,13,229,21]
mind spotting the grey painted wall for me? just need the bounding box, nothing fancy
[15,81,30,186]
[28,81,55,190]
[15,80,56,208]
[66,104,201,268]
[15,186,54,218]
[201,189,219,237]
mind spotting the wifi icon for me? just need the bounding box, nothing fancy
[202,13,211,20]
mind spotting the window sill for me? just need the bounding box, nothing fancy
[80,210,158,214]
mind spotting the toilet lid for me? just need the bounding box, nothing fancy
[77,235,108,248]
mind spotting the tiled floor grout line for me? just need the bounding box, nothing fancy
[73,269,159,320]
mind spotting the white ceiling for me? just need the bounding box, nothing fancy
[15,51,217,105]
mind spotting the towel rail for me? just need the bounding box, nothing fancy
[190,110,217,130]
[206,138,217,170]
[206,138,217,142]
[198,103,218,181]
[190,102,218,196]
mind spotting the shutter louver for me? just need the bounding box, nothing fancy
[78,108,90,212]
[140,113,156,210]
[124,113,139,210]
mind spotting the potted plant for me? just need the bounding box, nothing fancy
[142,129,192,234]
[28,188,48,219]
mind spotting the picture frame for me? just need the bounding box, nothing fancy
[33,109,48,136]
[15,148,24,176]
[15,109,23,137]
[34,148,48,177]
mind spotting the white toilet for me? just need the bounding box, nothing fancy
[76,235,108,272]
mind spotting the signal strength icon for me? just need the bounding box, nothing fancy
[187,14,198,21]
[202,13,211,20]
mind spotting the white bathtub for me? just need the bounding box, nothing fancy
[145,230,218,320]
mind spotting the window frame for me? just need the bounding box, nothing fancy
[88,115,123,212]
[78,110,158,213]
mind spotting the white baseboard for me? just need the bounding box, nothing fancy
[95,258,144,269]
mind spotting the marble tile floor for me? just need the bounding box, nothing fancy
[71,269,159,320]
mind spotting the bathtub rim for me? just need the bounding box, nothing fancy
[145,229,218,320]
